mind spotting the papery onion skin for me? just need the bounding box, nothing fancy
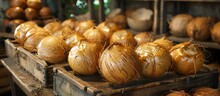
[52,26,74,40]
[106,14,127,29]
[190,87,218,96]
[97,22,119,40]
[44,21,62,34]
[23,27,50,52]
[134,32,154,45]
[166,90,190,96]
[14,21,38,44]
[99,43,140,84]
[135,42,171,78]
[37,36,69,63]
[170,42,204,75]
[68,41,101,75]
[169,14,193,37]
[62,19,78,30]
[75,20,95,35]
[65,33,86,48]
[153,37,174,51]
[211,22,220,44]
[110,30,137,47]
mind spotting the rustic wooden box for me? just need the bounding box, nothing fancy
[17,47,68,87]
[53,65,219,96]
[4,39,19,63]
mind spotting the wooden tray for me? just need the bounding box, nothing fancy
[4,39,19,63]
[53,65,219,96]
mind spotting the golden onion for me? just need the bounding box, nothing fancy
[211,22,220,44]
[153,37,174,51]
[166,90,190,96]
[97,22,119,40]
[52,26,74,40]
[62,19,78,30]
[75,20,95,34]
[134,32,153,45]
[65,33,86,48]
[44,21,62,34]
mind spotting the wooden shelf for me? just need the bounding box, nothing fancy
[163,0,220,2]
[167,36,220,49]
[0,32,14,39]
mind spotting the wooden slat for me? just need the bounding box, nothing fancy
[0,86,11,95]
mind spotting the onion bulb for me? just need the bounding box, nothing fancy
[10,0,27,9]
[23,27,50,52]
[39,7,52,19]
[186,17,215,41]
[44,21,62,34]
[135,42,171,78]
[190,87,219,96]
[27,0,42,10]
[68,41,101,75]
[99,43,140,84]
[211,22,220,44]
[169,14,193,37]
[25,8,38,20]
[170,42,204,75]
[62,19,78,30]
[97,22,119,40]
[110,30,137,47]
[75,20,95,34]
[153,37,174,51]
[134,32,153,45]
[106,14,127,29]
[37,36,69,63]
[52,26,74,40]
[83,26,106,46]
[6,7,24,19]
[65,33,86,48]
[166,90,190,96]
[8,19,25,28]
[14,21,38,44]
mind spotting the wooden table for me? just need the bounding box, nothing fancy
[1,58,54,96]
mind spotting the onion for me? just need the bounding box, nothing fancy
[83,26,106,47]
[75,20,95,34]
[211,22,220,44]
[190,87,219,96]
[106,14,127,29]
[6,7,24,19]
[14,21,38,44]
[25,8,38,20]
[186,17,215,41]
[8,19,25,28]
[39,7,52,19]
[10,0,27,9]
[97,22,119,40]
[37,36,69,63]
[169,14,193,37]
[110,30,137,47]
[135,42,171,78]
[27,0,42,10]
[62,19,78,30]
[23,27,50,52]
[29,19,44,27]
[99,43,140,84]
[153,37,174,51]
[170,42,204,75]
[52,26,74,40]
[134,32,154,45]
[68,41,101,75]
[166,90,190,96]
[44,21,62,34]
[65,33,86,48]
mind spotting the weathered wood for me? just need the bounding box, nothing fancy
[54,65,219,96]
[1,58,54,96]
[4,39,19,63]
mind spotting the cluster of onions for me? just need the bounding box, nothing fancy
[99,43,140,84]
[23,27,50,52]
[68,40,101,75]
[43,21,62,34]
[97,22,119,40]
[169,14,193,37]
[14,21,38,44]
[37,36,69,64]
[75,20,95,34]
[165,90,190,96]
[110,30,137,48]
[186,17,216,41]
[169,42,204,75]
[134,32,154,45]
[211,22,220,44]
[135,42,172,78]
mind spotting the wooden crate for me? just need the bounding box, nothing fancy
[17,46,68,87]
[53,65,219,96]
[4,39,19,63]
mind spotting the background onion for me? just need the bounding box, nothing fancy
[23,27,50,52]
[211,22,220,44]
[97,22,119,40]
[68,41,101,75]
[37,36,69,63]
[25,8,38,20]
[8,19,25,30]
[153,37,174,51]
[134,32,153,45]
[165,90,190,96]
[106,14,127,29]
[169,14,193,37]
[27,0,42,10]
[6,7,24,19]
[39,7,52,19]
[62,19,78,30]
[110,30,137,47]
[190,87,219,96]
[99,43,140,84]
[170,42,204,75]
[10,0,27,9]
[65,33,86,48]
[186,17,216,41]
[75,20,95,34]
[135,42,171,78]
[44,21,62,34]
[52,26,74,40]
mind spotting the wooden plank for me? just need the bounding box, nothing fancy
[1,58,54,96]
[0,86,11,95]
[4,39,19,63]
[0,32,14,39]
